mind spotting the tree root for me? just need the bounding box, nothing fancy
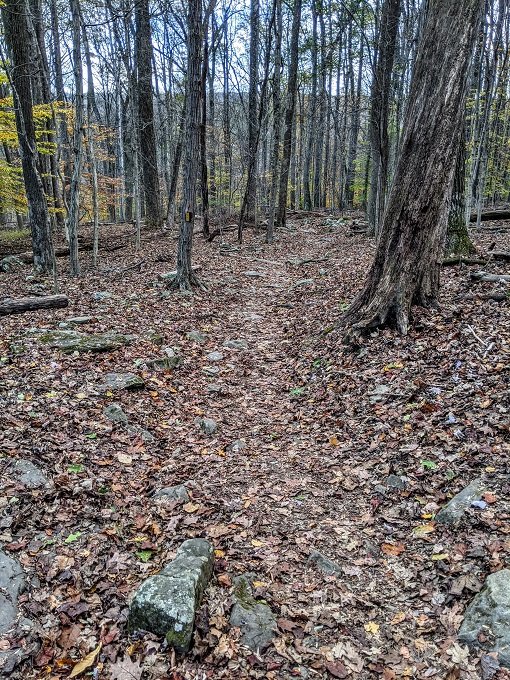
[166,269,207,292]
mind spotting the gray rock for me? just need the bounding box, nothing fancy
[67,316,95,325]
[459,569,510,667]
[0,551,26,672]
[369,384,391,403]
[100,373,145,391]
[206,351,223,362]
[92,291,112,301]
[125,425,155,443]
[230,576,276,652]
[207,384,223,394]
[129,538,214,652]
[203,366,220,376]
[243,271,266,278]
[226,440,247,453]
[186,330,206,344]
[6,459,49,489]
[150,348,182,370]
[39,330,134,353]
[436,478,486,525]
[307,550,342,576]
[223,339,249,350]
[387,474,407,490]
[154,485,190,504]
[195,417,218,435]
[104,403,128,424]
[0,255,25,272]
[289,279,314,290]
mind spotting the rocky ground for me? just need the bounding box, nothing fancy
[0,213,509,679]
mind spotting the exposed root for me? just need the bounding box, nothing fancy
[166,270,208,292]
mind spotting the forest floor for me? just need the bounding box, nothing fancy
[0,213,509,680]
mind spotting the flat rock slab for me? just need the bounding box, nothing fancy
[223,339,249,350]
[129,538,214,652]
[307,550,342,576]
[436,478,486,524]
[459,568,510,667]
[39,330,134,353]
[230,575,276,652]
[206,351,223,362]
[243,271,266,278]
[4,459,50,489]
[67,316,95,324]
[100,373,145,391]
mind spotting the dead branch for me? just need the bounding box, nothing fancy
[0,294,69,316]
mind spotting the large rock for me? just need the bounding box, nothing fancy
[186,330,206,344]
[104,403,128,424]
[0,551,27,673]
[230,575,276,652]
[150,348,182,370]
[4,459,50,489]
[153,485,190,504]
[307,550,342,576]
[100,373,145,391]
[459,569,510,667]
[38,329,134,353]
[436,478,486,524]
[129,539,214,652]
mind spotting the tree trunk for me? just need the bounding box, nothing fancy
[275,0,302,229]
[266,0,283,242]
[367,0,401,236]
[172,0,203,290]
[1,0,55,273]
[135,0,162,229]
[445,123,476,255]
[343,0,484,338]
[245,0,259,222]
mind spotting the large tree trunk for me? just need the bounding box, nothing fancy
[172,0,203,290]
[445,123,476,255]
[135,0,162,229]
[343,0,484,339]
[367,0,401,236]
[275,0,302,230]
[245,0,259,222]
[1,0,55,273]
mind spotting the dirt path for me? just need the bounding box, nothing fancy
[1,217,509,679]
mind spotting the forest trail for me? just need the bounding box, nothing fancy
[1,216,509,678]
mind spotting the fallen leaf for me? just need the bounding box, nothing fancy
[117,453,132,465]
[413,523,435,535]
[251,539,264,547]
[183,503,200,513]
[325,661,348,678]
[364,621,380,635]
[109,654,143,680]
[69,643,101,678]
[329,435,339,446]
[217,573,231,587]
[382,542,405,556]
[390,612,406,624]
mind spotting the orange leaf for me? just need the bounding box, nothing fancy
[69,643,101,678]
[382,542,405,556]
[329,435,339,446]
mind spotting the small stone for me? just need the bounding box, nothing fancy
[227,440,247,453]
[100,373,145,391]
[129,538,214,652]
[67,316,95,325]
[186,330,206,344]
[459,569,510,667]
[154,485,190,503]
[307,550,342,576]
[289,278,314,290]
[230,575,276,652]
[386,474,407,490]
[374,484,388,495]
[104,403,128,424]
[195,417,218,435]
[125,425,155,443]
[369,384,391,403]
[436,478,486,525]
[150,348,182,370]
[207,384,223,394]
[92,291,112,301]
[5,459,49,489]
[223,339,249,350]
[206,351,223,362]
[243,270,266,278]
[203,366,220,376]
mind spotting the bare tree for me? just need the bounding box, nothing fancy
[343,0,484,338]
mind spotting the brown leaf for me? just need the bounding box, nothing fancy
[325,661,348,678]
[217,573,231,587]
[382,542,405,556]
[109,655,143,680]
[69,643,101,678]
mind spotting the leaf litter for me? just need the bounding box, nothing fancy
[0,214,509,678]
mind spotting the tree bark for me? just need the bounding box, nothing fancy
[343,0,484,338]
[1,0,55,274]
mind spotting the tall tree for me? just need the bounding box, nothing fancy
[1,0,54,273]
[343,0,484,338]
[172,0,203,289]
[367,0,401,236]
[245,0,260,222]
[135,0,162,229]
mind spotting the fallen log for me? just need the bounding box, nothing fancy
[489,251,510,261]
[442,256,487,266]
[470,210,510,222]
[462,292,508,302]
[13,241,127,264]
[470,271,510,283]
[0,294,69,316]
